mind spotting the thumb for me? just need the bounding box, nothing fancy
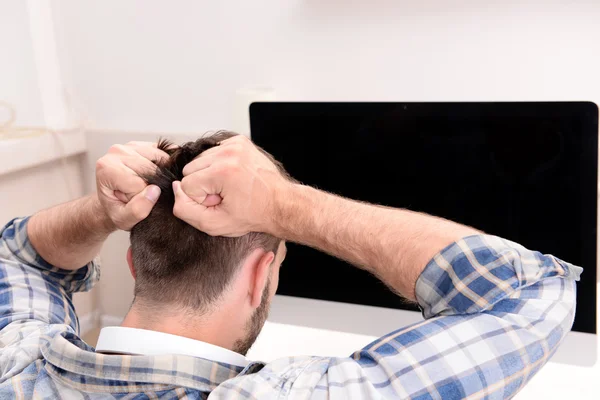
[173,180,197,205]
[172,180,208,226]
[203,194,222,207]
[173,180,206,211]
[121,184,161,229]
[173,181,222,207]
[173,181,234,236]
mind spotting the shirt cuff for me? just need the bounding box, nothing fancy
[0,217,100,294]
[415,234,582,319]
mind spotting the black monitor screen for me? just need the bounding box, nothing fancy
[250,102,598,334]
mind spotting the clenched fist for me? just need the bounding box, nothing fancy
[173,135,290,237]
[96,141,168,230]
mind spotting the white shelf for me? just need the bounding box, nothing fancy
[0,130,86,176]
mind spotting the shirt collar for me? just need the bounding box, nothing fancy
[96,326,249,368]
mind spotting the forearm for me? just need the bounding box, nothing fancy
[272,184,480,300]
[27,194,115,270]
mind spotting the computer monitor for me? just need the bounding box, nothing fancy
[250,102,598,364]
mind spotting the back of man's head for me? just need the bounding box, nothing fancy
[130,131,284,312]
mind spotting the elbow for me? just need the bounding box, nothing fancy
[524,277,578,354]
[556,278,578,339]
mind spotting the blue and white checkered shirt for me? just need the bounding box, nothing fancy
[0,217,581,399]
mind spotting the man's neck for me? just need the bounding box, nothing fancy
[121,302,242,352]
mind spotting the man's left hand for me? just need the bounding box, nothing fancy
[96,141,169,230]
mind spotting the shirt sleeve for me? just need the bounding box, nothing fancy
[348,234,581,399]
[0,216,100,335]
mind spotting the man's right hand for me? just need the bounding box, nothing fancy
[173,135,289,237]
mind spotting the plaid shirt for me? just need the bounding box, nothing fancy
[0,217,581,399]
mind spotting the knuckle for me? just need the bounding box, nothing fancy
[217,161,239,176]
[221,144,243,157]
[95,158,105,170]
[236,135,251,146]
[230,158,242,170]
[172,202,185,219]
[219,147,233,157]
[179,178,193,193]
[231,143,244,156]
[95,157,109,172]
[234,135,250,143]
[108,144,126,154]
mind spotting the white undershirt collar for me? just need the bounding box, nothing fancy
[96,326,249,368]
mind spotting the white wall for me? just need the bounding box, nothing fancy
[0,0,93,322]
[0,0,44,125]
[0,155,94,317]
[51,0,600,133]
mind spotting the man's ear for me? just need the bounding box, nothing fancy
[126,247,136,280]
[250,250,275,309]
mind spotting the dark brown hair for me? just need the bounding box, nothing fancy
[130,131,284,311]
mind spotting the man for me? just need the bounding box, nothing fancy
[0,132,580,399]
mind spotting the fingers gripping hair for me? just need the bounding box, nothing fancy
[129,131,283,311]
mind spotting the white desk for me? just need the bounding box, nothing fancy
[249,296,598,399]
